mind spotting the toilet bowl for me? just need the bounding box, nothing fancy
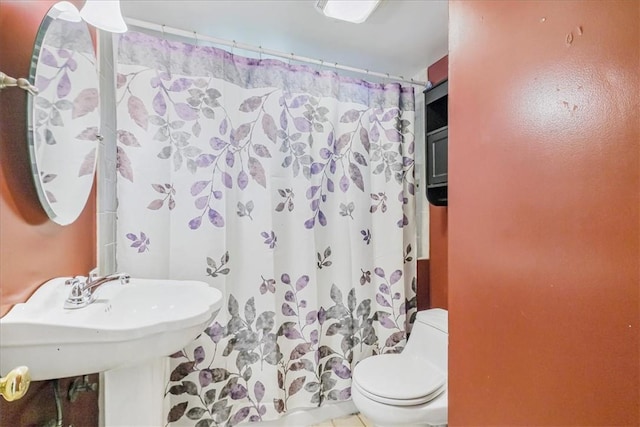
[351,309,448,427]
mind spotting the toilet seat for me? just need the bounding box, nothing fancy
[352,354,446,406]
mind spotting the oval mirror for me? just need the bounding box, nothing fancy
[27,1,100,226]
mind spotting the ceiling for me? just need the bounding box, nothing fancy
[120,0,449,82]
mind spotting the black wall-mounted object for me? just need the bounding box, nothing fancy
[424,79,448,206]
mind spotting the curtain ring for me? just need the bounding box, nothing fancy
[194,31,198,46]
[161,24,166,39]
[259,46,263,62]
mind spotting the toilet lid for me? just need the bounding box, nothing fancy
[353,354,446,405]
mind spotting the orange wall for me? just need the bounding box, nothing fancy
[427,55,448,309]
[448,1,639,425]
[0,0,96,316]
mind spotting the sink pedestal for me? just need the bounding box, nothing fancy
[101,358,169,426]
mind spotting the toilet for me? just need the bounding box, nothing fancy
[352,309,448,427]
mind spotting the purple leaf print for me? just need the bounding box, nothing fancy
[389,269,403,284]
[374,267,385,277]
[379,315,396,329]
[318,210,327,226]
[332,363,351,379]
[78,148,96,177]
[379,283,390,295]
[175,103,198,120]
[262,113,277,143]
[353,152,368,166]
[72,89,99,119]
[326,178,335,192]
[289,95,308,108]
[225,151,235,167]
[319,148,332,160]
[57,72,71,99]
[306,186,320,199]
[222,172,233,189]
[195,196,208,209]
[236,122,252,140]
[310,162,324,175]
[116,73,126,89]
[376,293,391,308]
[339,387,352,400]
[253,144,271,158]
[289,377,306,396]
[209,137,227,150]
[116,146,133,182]
[194,346,205,364]
[205,322,224,343]
[340,109,360,123]
[301,313,317,329]
[76,127,99,141]
[66,57,77,71]
[248,157,266,188]
[35,75,52,91]
[219,118,228,135]
[335,133,350,152]
[360,127,370,153]
[196,154,216,167]
[117,130,140,147]
[282,324,302,340]
[385,128,401,142]
[147,199,163,210]
[282,303,296,316]
[293,117,311,132]
[280,109,288,129]
[199,369,213,387]
[40,48,58,67]
[208,208,225,227]
[381,108,399,122]
[254,381,265,403]
[295,275,309,291]
[284,290,294,302]
[349,163,365,192]
[318,307,327,325]
[237,170,249,190]
[370,124,380,142]
[239,96,262,112]
[152,91,167,115]
[339,175,350,192]
[191,180,210,196]
[304,218,315,229]
[281,274,291,284]
[127,95,148,129]
[231,407,251,425]
[189,216,202,230]
[168,78,192,91]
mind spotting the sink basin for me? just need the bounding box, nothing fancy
[0,277,222,381]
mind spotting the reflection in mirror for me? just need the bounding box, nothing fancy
[27,1,100,226]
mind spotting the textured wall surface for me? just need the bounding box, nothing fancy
[0,0,96,317]
[448,0,639,424]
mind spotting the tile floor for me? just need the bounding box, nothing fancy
[311,413,373,427]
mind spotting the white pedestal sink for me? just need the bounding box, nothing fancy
[0,277,222,380]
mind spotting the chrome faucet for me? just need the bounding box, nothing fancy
[64,273,130,309]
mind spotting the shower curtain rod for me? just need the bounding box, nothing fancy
[124,18,428,87]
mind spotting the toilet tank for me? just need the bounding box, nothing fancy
[403,309,448,372]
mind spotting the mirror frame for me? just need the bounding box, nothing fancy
[26,2,99,226]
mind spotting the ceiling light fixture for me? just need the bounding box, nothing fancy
[80,0,128,33]
[315,0,381,24]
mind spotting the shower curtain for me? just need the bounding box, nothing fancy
[115,31,417,426]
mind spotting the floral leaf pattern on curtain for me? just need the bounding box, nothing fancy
[116,31,416,426]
